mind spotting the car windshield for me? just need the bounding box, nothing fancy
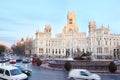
[10,69,22,75]
[85,70,91,76]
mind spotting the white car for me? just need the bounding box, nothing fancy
[0,65,28,80]
[68,69,101,80]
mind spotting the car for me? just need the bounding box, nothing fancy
[9,59,16,64]
[0,57,9,62]
[0,65,28,80]
[68,69,101,80]
[14,65,32,76]
[22,58,31,63]
[15,57,22,62]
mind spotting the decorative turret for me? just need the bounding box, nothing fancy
[89,21,96,28]
[35,30,40,39]
[89,21,96,32]
[44,24,51,33]
[36,30,40,35]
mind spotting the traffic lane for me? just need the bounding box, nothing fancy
[28,65,67,80]
[99,73,120,80]
[16,63,120,80]
[28,64,120,80]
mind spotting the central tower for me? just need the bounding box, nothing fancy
[63,11,79,34]
[67,11,76,25]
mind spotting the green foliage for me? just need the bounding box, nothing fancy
[11,44,25,55]
[0,45,5,55]
[108,61,117,73]
[64,61,72,71]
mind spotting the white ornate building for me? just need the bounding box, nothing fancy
[30,11,120,60]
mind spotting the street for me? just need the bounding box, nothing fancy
[25,63,120,80]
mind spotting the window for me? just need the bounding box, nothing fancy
[114,39,115,45]
[56,49,57,54]
[52,49,54,54]
[104,47,109,53]
[110,39,111,45]
[62,49,64,53]
[106,41,107,45]
[98,40,100,45]
[80,71,88,76]
[59,49,61,54]
[97,47,102,53]
[5,70,10,76]
[46,48,48,53]
[0,69,4,74]
[10,69,22,76]
[69,19,72,24]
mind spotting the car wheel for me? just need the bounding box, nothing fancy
[70,77,75,80]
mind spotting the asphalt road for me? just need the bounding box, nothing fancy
[4,61,120,80]
[26,63,120,80]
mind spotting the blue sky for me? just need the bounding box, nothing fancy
[0,0,120,47]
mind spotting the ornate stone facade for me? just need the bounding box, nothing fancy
[31,11,120,60]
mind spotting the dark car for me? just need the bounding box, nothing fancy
[15,57,22,62]
[22,58,31,63]
[0,57,9,63]
[14,65,32,76]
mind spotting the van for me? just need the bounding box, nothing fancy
[68,69,101,80]
[0,65,28,80]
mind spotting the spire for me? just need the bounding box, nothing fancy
[101,24,104,28]
[108,24,110,28]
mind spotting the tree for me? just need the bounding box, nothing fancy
[0,45,5,56]
[108,61,117,73]
[11,40,25,55]
[64,61,72,71]
[25,37,33,56]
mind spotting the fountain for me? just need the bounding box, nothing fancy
[48,48,113,72]
[48,32,113,72]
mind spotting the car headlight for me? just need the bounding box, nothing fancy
[25,71,28,73]
[95,78,101,80]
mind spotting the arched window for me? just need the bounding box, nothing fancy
[97,47,102,53]
[69,19,72,24]
[59,49,61,54]
[56,49,57,54]
[52,49,54,54]
[110,39,111,45]
[62,49,64,53]
[98,40,100,45]
[104,47,109,53]
[100,47,102,53]
[105,41,107,45]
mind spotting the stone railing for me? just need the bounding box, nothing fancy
[49,60,116,71]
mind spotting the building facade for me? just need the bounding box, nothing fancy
[31,11,120,60]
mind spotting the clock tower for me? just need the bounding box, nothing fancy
[63,11,79,34]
